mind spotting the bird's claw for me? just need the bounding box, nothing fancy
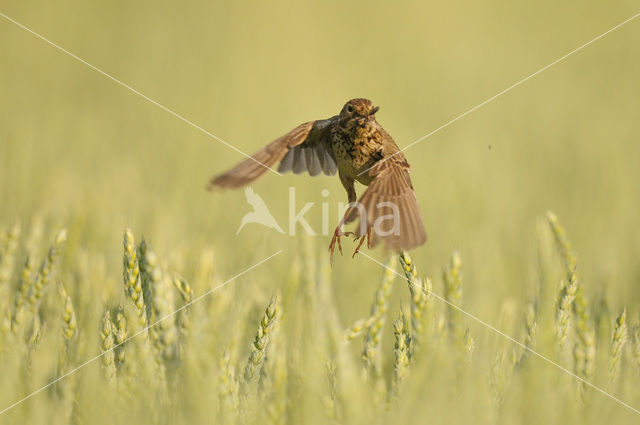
[329,228,344,264]
[330,227,372,263]
[351,228,372,258]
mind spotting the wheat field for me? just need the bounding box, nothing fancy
[1,1,640,424]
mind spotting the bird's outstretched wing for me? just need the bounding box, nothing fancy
[345,139,426,251]
[208,118,337,190]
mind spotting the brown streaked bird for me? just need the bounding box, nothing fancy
[208,98,427,260]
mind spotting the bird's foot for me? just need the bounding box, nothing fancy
[352,227,372,258]
[329,227,344,264]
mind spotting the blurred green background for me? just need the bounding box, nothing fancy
[2,0,639,312]
[1,0,640,421]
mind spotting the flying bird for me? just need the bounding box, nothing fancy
[208,98,426,261]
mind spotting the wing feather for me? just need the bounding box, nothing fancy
[278,149,295,173]
[292,146,307,174]
[345,150,426,251]
[208,117,337,190]
[320,148,338,175]
[306,149,322,176]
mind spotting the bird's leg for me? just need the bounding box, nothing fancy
[329,206,355,263]
[352,226,372,258]
[329,173,357,264]
[329,225,344,264]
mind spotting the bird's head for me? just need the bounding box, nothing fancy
[338,98,379,129]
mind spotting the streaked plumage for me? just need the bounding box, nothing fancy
[208,98,426,256]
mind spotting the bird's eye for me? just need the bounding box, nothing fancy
[346,105,353,113]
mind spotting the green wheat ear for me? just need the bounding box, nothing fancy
[554,273,578,350]
[399,250,432,355]
[113,307,128,368]
[632,313,640,373]
[10,220,44,333]
[610,308,628,385]
[137,238,180,372]
[490,302,517,407]
[137,238,155,327]
[343,317,371,342]
[242,296,279,398]
[546,211,595,382]
[462,328,475,364]
[56,280,77,374]
[27,229,67,312]
[515,301,538,366]
[442,251,463,342]
[122,229,148,329]
[57,281,77,342]
[100,309,117,382]
[0,222,21,281]
[152,271,179,365]
[546,213,579,345]
[173,275,193,343]
[389,311,411,402]
[0,222,21,330]
[10,255,35,333]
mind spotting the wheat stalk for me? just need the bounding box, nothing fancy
[462,328,475,364]
[361,255,396,376]
[263,344,287,425]
[324,359,341,423]
[443,251,463,339]
[219,348,239,421]
[632,313,640,374]
[389,311,410,401]
[490,302,518,406]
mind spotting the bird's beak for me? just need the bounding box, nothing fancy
[370,106,379,116]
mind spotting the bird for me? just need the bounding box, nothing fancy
[208,98,426,261]
[235,186,285,235]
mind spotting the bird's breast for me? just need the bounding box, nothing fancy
[331,126,382,182]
